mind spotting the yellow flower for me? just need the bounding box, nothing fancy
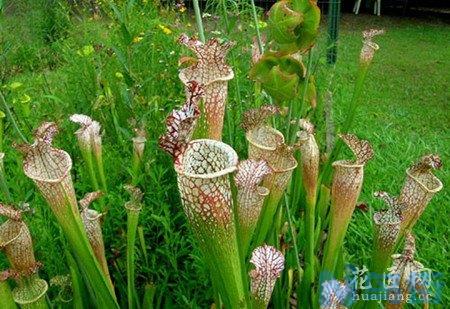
[79,45,94,56]
[132,36,143,43]
[9,82,23,90]
[179,6,186,13]
[158,24,172,35]
[258,20,267,29]
[20,94,31,103]
[115,72,124,79]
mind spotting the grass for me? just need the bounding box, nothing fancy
[0,1,448,307]
[327,16,449,303]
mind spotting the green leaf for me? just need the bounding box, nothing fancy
[268,1,303,45]
[293,0,321,51]
[250,54,306,103]
[265,66,299,102]
[268,0,321,54]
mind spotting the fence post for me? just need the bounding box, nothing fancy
[327,0,341,64]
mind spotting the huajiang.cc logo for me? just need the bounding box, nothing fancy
[319,264,444,307]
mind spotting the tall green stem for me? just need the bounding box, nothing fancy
[284,196,303,304]
[93,151,107,193]
[321,64,370,185]
[341,64,369,134]
[0,161,11,202]
[250,0,264,53]
[80,147,99,191]
[192,0,205,42]
[231,180,250,307]
[321,218,348,276]
[142,284,156,309]
[365,236,398,309]
[61,203,118,308]
[300,194,316,307]
[66,251,86,309]
[0,116,4,151]
[220,0,235,145]
[131,153,141,186]
[0,92,28,144]
[289,49,314,145]
[127,209,140,309]
[305,195,316,274]
[254,193,281,246]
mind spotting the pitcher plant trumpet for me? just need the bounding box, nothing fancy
[158,81,203,161]
[297,119,320,303]
[178,34,235,140]
[359,29,385,67]
[371,191,402,275]
[322,134,373,275]
[319,279,350,309]
[160,84,245,307]
[0,203,48,308]
[249,245,284,309]
[243,105,297,244]
[79,191,112,286]
[131,128,147,185]
[124,185,144,309]
[234,159,271,255]
[70,114,107,192]
[386,233,430,308]
[16,122,118,308]
[398,154,442,235]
